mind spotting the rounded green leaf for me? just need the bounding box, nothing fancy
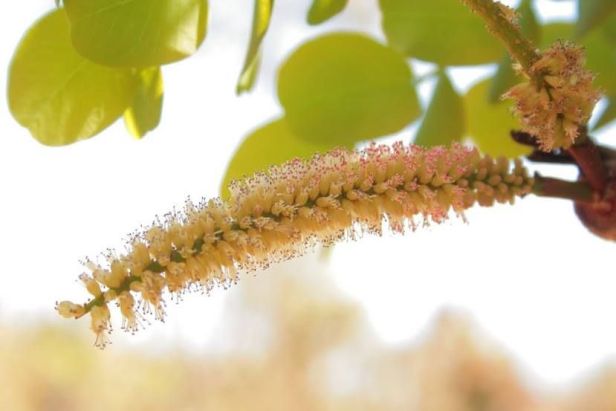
[8,9,138,146]
[277,33,420,145]
[307,0,348,25]
[379,0,503,65]
[64,0,208,67]
[465,79,531,158]
[414,71,465,147]
[124,67,164,139]
[221,118,331,199]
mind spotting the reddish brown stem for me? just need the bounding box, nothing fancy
[511,131,575,164]
[533,175,594,202]
[566,137,608,192]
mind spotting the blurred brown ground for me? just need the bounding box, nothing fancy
[1,260,615,411]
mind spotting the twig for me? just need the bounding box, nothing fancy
[533,174,594,202]
[527,151,575,164]
[566,131,608,192]
[459,0,539,74]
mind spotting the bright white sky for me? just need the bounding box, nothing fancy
[1,0,615,392]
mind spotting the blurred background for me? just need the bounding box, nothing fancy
[1,1,616,410]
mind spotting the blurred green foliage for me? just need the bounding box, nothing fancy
[236,0,274,94]
[575,0,616,38]
[220,118,332,199]
[124,67,164,139]
[379,0,504,65]
[307,0,349,25]
[414,71,465,147]
[5,0,616,186]
[464,79,531,158]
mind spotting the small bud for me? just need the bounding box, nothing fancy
[118,292,139,333]
[79,274,102,297]
[90,304,111,348]
[56,301,85,318]
[103,289,118,302]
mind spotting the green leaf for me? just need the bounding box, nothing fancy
[517,0,541,44]
[488,57,519,103]
[307,0,348,25]
[583,31,616,97]
[488,0,541,102]
[124,67,164,139]
[576,0,616,38]
[541,23,575,46]
[379,0,503,65]
[414,71,465,147]
[237,54,262,95]
[465,79,532,158]
[602,15,616,45]
[63,0,208,67]
[7,9,138,146]
[277,33,420,146]
[593,97,616,131]
[221,118,330,199]
[236,0,274,94]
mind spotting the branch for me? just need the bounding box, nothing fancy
[464,1,601,152]
[527,152,575,165]
[460,0,539,73]
[566,132,609,192]
[532,174,594,202]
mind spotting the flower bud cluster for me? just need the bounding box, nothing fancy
[57,143,533,347]
[504,42,600,151]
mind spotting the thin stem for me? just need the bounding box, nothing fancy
[512,127,611,194]
[510,130,539,147]
[527,151,575,165]
[460,0,539,73]
[533,174,594,202]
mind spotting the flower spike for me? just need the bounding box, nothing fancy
[504,42,600,151]
[57,143,533,347]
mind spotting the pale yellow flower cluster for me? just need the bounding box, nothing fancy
[57,143,534,347]
[504,42,600,151]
